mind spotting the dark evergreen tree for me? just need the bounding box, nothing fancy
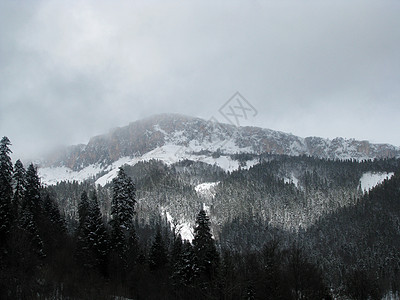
[23,163,41,216]
[286,246,331,300]
[220,250,238,299]
[12,159,26,220]
[149,227,168,271]
[244,284,256,300]
[86,190,109,274]
[126,225,139,271]
[109,167,136,264]
[261,241,282,299]
[20,206,45,259]
[110,217,126,257]
[0,136,13,242]
[77,191,89,232]
[43,193,65,230]
[172,240,198,287]
[75,190,108,274]
[75,191,90,266]
[345,269,382,300]
[171,233,183,270]
[111,167,136,231]
[192,209,219,282]
[178,241,199,286]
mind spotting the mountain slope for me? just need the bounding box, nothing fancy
[38,113,400,186]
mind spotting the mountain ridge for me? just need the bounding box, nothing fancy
[38,113,400,185]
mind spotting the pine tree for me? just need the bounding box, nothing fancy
[0,136,13,242]
[149,227,168,271]
[192,209,219,282]
[12,159,26,220]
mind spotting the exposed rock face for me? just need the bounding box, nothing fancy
[42,113,400,171]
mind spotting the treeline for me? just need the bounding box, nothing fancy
[2,136,400,299]
[303,171,400,299]
[0,136,331,299]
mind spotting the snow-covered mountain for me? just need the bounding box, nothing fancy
[38,113,400,186]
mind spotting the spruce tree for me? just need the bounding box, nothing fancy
[173,240,198,286]
[110,167,136,255]
[16,163,46,260]
[75,190,109,274]
[110,217,126,258]
[171,233,183,270]
[75,191,91,268]
[149,227,168,271]
[12,159,26,220]
[77,191,89,234]
[23,164,41,216]
[126,225,139,271]
[86,190,109,274]
[111,167,136,230]
[0,136,13,242]
[42,193,66,237]
[20,206,45,259]
[192,209,219,282]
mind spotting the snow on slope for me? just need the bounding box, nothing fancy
[165,211,194,241]
[284,173,300,188]
[360,172,394,192]
[39,164,103,185]
[195,182,220,198]
[39,143,258,187]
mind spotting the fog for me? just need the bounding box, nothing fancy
[1,0,399,160]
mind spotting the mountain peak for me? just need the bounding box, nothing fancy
[39,114,400,184]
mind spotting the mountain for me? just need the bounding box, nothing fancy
[29,114,400,298]
[38,113,400,186]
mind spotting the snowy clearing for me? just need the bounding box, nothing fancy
[284,173,300,188]
[40,144,258,186]
[195,182,220,198]
[359,172,394,192]
[164,211,194,241]
[38,164,103,185]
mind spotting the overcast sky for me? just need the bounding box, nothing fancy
[1,0,399,160]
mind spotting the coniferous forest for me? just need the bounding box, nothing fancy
[1,136,400,299]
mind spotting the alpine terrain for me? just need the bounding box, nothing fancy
[2,114,400,299]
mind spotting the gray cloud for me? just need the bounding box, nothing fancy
[1,0,399,160]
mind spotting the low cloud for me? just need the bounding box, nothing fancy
[1,0,399,160]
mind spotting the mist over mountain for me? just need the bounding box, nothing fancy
[3,114,400,299]
[38,113,400,187]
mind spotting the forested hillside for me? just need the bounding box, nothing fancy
[1,136,400,299]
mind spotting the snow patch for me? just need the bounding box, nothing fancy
[38,164,102,185]
[284,173,299,188]
[360,172,394,192]
[203,202,211,215]
[40,144,259,186]
[95,145,253,186]
[164,211,194,242]
[195,182,220,198]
